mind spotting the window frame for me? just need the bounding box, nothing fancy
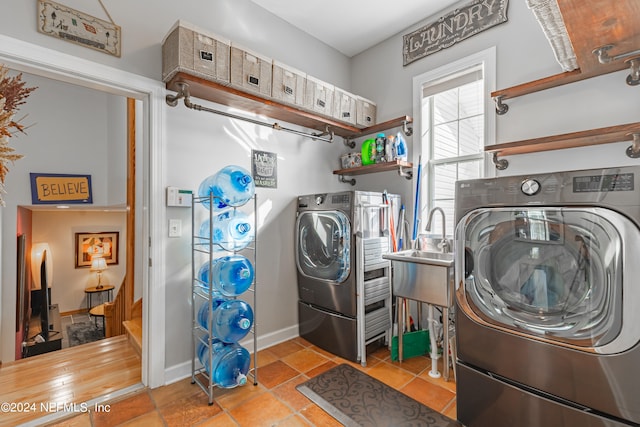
[412,47,497,237]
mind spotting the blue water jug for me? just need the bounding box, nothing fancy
[198,255,254,296]
[197,337,250,388]
[198,165,255,211]
[199,210,254,252]
[197,299,254,343]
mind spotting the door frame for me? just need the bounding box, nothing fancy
[0,34,166,388]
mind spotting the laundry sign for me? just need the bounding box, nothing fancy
[403,0,509,66]
[30,173,93,204]
[252,150,277,189]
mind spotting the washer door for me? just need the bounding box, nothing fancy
[296,210,351,283]
[456,207,640,353]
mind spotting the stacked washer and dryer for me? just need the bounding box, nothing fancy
[454,166,640,426]
[295,191,400,365]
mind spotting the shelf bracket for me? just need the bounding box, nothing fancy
[492,152,509,170]
[398,165,413,179]
[593,45,640,86]
[166,81,189,106]
[626,58,640,86]
[311,126,335,143]
[626,132,640,158]
[494,95,509,115]
[402,120,414,136]
[343,137,356,149]
[338,175,356,186]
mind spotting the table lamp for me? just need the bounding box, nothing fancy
[90,256,108,289]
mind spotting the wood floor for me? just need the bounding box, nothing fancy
[0,335,141,426]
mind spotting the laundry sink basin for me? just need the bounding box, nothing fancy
[383,249,454,267]
[383,249,455,307]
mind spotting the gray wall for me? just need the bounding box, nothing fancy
[349,0,640,210]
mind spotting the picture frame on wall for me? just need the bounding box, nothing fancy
[74,232,119,268]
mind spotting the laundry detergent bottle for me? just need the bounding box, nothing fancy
[395,132,408,162]
[198,255,255,296]
[198,210,254,252]
[361,138,376,165]
[198,165,255,211]
[198,298,254,343]
[197,337,250,388]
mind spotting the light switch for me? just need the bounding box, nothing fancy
[169,219,182,237]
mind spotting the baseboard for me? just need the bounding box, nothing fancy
[162,324,299,386]
[60,308,89,316]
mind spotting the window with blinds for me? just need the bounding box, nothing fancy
[414,48,495,237]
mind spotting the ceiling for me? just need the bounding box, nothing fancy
[250,0,463,57]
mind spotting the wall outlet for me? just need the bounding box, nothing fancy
[169,219,182,237]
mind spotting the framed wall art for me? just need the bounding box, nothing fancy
[75,231,119,268]
[37,0,122,57]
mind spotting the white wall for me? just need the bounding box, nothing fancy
[163,99,346,369]
[0,0,351,88]
[32,210,127,313]
[0,0,353,373]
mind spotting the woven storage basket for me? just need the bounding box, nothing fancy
[230,43,272,98]
[162,20,230,84]
[332,87,357,125]
[356,95,377,128]
[272,61,306,108]
[304,75,334,117]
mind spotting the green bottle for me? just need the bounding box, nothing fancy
[361,138,376,165]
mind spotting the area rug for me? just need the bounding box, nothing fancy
[297,363,461,427]
[67,321,104,347]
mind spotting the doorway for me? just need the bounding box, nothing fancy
[0,33,166,396]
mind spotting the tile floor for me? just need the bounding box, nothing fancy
[48,337,457,426]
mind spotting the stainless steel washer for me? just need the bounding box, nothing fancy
[454,166,640,427]
[296,191,398,363]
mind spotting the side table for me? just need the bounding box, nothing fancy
[84,285,115,312]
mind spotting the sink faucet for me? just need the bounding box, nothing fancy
[425,207,450,253]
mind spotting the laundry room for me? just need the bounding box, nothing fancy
[0,0,639,426]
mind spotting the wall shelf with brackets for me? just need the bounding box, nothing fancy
[165,72,414,144]
[491,0,640,115]
[485,122,640,170]
[333,160,413,185]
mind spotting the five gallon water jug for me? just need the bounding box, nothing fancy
[198,299,254,343]
[198,255,255,296]
[199,210,254,252]
[197,337,250,388]
[198,165,255,211]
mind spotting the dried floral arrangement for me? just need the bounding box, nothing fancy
[0,64,37,206]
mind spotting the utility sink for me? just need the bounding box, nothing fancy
[383,249,455,307]
[383,249,454,267]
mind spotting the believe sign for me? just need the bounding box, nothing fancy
[30,173,93,204]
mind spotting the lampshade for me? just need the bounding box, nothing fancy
[31,242,53,290]
[90,256,107,272]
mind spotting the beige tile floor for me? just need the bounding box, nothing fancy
[48,337,456,426]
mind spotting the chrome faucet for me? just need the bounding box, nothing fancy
[425,207,450,253]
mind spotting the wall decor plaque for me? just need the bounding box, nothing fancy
[252,150,277,189]
[30,172,93,205]
[37,0,121,57]
[403,0,508,66]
